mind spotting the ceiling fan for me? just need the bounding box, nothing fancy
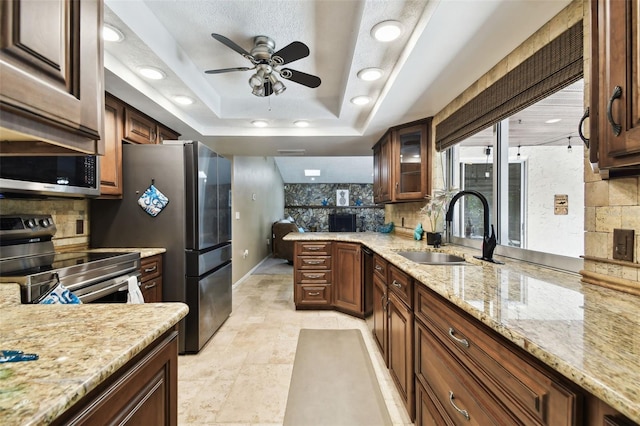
[204,34,322,97]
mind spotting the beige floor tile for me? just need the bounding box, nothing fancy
[177,271,414,425]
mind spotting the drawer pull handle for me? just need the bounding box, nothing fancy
[448,391,470,421]
[144,266,157,273]
[392,280,402,288]
[144,282,157,290]
[448,327,469,348]
[305,260,323,265]
[606,85,622,136]
[306,274,323,279]
[381,295,387,311]
[306,247,321,251]
[375,265,383,271]
[308,292,320,296]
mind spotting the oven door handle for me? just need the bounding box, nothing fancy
[73,274,140,303]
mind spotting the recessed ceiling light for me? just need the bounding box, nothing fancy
[304,169,321,176]
[357,68,383,81]
[138,67,165,80]
[103,24,124,42]
[173,95,193,105]
[294,120,309,128]
[545,118,562,124]
[252,120,268,128]
[351,96,371,106]
[371,20,402,42]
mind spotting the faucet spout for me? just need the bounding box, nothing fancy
[445,190,502,264]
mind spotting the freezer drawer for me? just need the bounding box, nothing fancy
[184,261,232,353]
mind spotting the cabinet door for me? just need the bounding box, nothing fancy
[158,124,180,143]
[372,273,388,365]
[333,242,363,314]
[388,292,414,420]
[394,123,428,200]
[373,132,393,203]
[0,0,103,154]
[593,0,640,171]
[100,95,124,197]
[124,108,158,144]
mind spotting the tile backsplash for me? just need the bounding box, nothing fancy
[0,198,90,249]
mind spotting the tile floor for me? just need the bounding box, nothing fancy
[177,270,415,426]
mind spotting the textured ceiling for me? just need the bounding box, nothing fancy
[103,0,572,183]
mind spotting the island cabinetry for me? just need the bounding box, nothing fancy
[414,284,581,425]
[333,242,363,316]
[294,241,333,308]
[584,393,637,426]
[387,264,415,420]
[0,0,104,155]
[372,117,432,203]
[140,254,163,303]
[52,328,179,426]
[372,254,389,364]
[590,0,640,175]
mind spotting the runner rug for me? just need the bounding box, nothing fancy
[283,329,392,426]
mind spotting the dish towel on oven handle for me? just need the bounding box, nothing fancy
[126,276,145,304]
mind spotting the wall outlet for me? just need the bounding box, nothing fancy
[242,249,249,259]
[613,228,634,262]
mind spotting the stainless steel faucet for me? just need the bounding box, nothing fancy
[445,190,502,264]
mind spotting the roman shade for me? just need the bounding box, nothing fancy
[436,21,583,151]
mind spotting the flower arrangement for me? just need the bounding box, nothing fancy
[419,187,458,232]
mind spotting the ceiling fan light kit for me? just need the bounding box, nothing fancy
[205,33,321,97]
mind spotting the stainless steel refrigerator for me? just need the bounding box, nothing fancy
[91,141,232,353]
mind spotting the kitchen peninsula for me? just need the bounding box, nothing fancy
[285,232,640,425]
[0,283,188,425]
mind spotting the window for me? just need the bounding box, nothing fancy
[446,80,585,270]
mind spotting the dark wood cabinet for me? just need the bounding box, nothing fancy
[294,241,333,308]
[124,108,180,145]
[590,0,640,176]
[101,94,125,196]
[0,0,104,155]
[372,117,432,203]
[372,254,389,365]
[52,329,179,426]
[141,254,163,303]
[333,242,363,315]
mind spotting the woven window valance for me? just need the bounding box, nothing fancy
[435,21,583,151]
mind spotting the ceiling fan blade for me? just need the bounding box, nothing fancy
[280,68,321,88]
[205,67,253,74]
[273,41,310,65]
[211,33,252,58]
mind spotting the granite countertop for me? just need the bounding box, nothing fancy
[83,247,166,258]
[285,232,640,423]
[0,295,188,425]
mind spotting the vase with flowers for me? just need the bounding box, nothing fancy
[419,187,458,246]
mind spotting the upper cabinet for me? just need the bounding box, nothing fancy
[124,109,180,145]
[0,0,105,155]
[590,0,640,177]
[373,118,432,203]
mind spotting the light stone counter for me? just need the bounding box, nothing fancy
[0,301,188,425]
[285,232,640,423]
[82,247,166,258]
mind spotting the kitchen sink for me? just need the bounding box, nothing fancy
[396,251,466,265]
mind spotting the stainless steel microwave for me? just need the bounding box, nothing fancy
[0,155,100,197]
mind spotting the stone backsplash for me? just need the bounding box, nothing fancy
[283,183,384,232]
[0,198,90,249]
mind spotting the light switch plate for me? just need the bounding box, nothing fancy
[613,228,634,262]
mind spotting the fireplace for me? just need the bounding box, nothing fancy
[329,213,356,232]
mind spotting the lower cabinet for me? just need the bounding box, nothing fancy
[294,241,333,308]
[52,329,178,425]
[333,242,363,315]
[140,254,163,303]
[372,272,388,365]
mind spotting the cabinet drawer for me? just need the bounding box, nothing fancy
[388,264,413,308]
[415,285,580,425]
[296,256,332,270]
[140,255,162,281]
[296,284,331,306]
[415,320,517,425]
[295,270,332,284]
[141,276,162,303]
[296,241,332,256]
[373,254,388,281]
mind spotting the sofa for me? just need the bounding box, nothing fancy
[272,221,299,263]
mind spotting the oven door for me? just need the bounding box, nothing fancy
[72,273,140,303]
